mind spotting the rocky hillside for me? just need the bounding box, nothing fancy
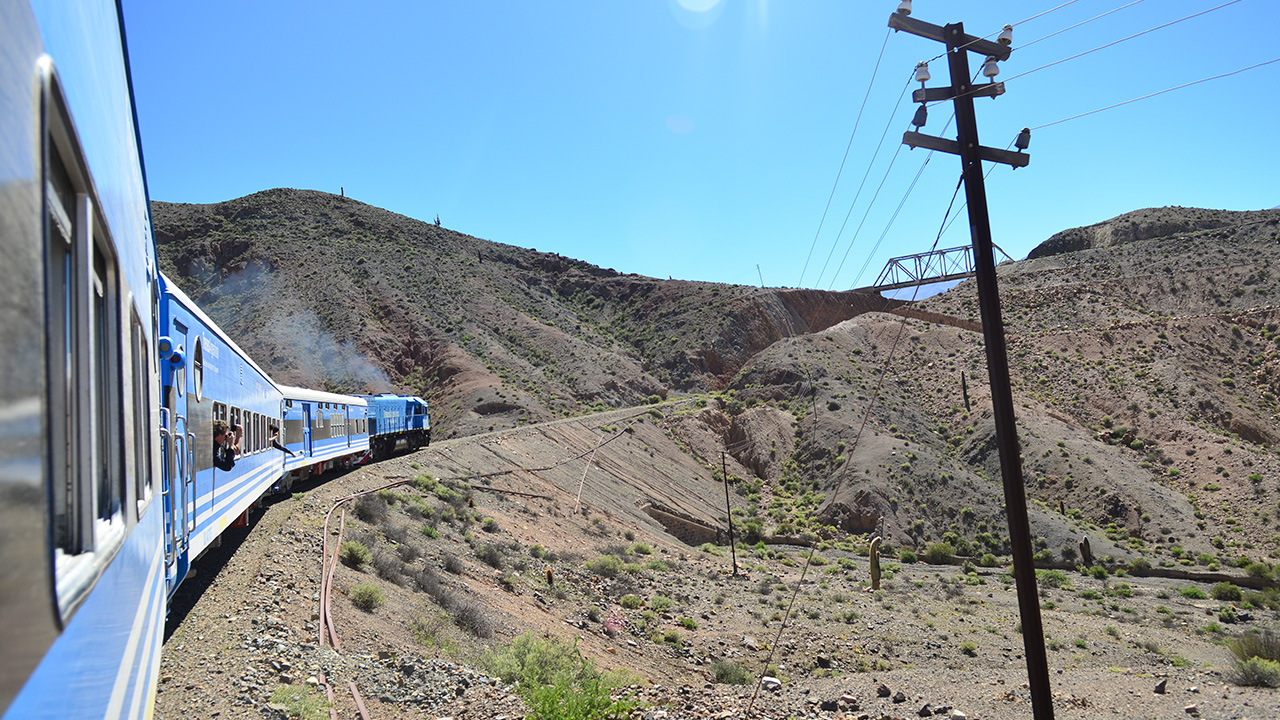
[153,189,893,439]
[155,194,1280,578]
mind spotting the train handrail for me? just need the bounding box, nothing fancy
[159,407,175,569]
[172,414,190,551]
[186,431,196,534]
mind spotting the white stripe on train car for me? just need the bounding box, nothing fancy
[104,540,163,720]
[126,557,165,720]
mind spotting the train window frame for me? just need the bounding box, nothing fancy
[41,61,129,622]
[130,313,154,514]
[192,335,204,402]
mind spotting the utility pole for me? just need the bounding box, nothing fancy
[888,5,1051,720]
[722,451,739,576]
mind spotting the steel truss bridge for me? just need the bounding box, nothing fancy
[870,244,1014,292]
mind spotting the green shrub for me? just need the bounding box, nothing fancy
[711,660,753,685]
[1106,582,1133,598]
[1035,569,1072,589]
[268,684,332,720]
[629,543,653,555]
[350,583,385,611]
[898,549,918,564]
[650,595,674,612]
[959,641,977,656]
[482,517,500,533]
[340,540,372,569]
[585,554,624,578]
[1232,658,1280,688]
[619,594,643,609]
[678,616,698,630]
[1180,586,1209,599]
[476,544,505,569]
[485,632,641,720]
[1245,563,1273,579]
[922,542,956,565]
[1212,582,1243,602]
[1231,628,1280,658]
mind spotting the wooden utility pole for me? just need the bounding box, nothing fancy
[722,451,738,576]
[889,8,1052,720]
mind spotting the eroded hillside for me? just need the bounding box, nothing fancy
[153,189,892,439]
[155,194,1280,579]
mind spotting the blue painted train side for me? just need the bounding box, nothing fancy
[2,1,166,717]
[276,384,370,491]
[362,393,431,461]
[157,277,296,596]
[0,3,430,717]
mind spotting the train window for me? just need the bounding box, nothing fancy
[42,71,128,621]
[192,336,204,401]
[131,315,153,512]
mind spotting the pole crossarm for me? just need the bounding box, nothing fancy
[888,12,1010,60]
[913,83,1004,103]
[903,131,1029,168]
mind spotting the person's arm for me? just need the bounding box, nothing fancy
[272,438,296,457]
[229,427,243,456]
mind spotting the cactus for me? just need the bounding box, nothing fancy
[545,565,555,588]
[1079,536,1093,567]
[870,536,882,591]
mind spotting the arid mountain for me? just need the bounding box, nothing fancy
[154,193,1280,572]
[153,189,890,439]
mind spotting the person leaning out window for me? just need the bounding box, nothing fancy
[213,419,241,471]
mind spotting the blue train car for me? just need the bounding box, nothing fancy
[157,277,293,596]
[276,385,369,491]
[362,394,431,460]
[1,1,166,717]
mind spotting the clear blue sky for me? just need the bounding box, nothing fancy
[122,0,1278,290]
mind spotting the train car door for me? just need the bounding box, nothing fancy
[302,403,313,457]
[159,322,195,576]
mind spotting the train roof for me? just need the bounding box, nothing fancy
[277,384,368,406]
[160,274,277,385]
[364,393,428,403]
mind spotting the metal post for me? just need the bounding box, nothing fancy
[943,23,1053,720]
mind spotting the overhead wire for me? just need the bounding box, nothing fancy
[926,0,1087,63]
[810,0,1091,290]
[813,72,916,289]
[746,177,970,714]
[799,29,893,288]
[1017,0,1147,51]
[1001,0,1245,85]
[1030,57,1280,130]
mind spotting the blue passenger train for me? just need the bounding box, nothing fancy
[0,3,430,718]
[363,393,431,461]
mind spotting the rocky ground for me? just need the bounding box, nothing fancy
[157,410,1280,720]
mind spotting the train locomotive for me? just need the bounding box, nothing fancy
[0,3,428,717]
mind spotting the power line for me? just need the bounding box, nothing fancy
[813,73,915,288]
[1011,0,1088,27]
[928,0,1086,63]
[1031,57,1280,130]
[849,148,936,289]
[1003,0,1245,85]
[1018,0,1147,51]
[799,29,893,287]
